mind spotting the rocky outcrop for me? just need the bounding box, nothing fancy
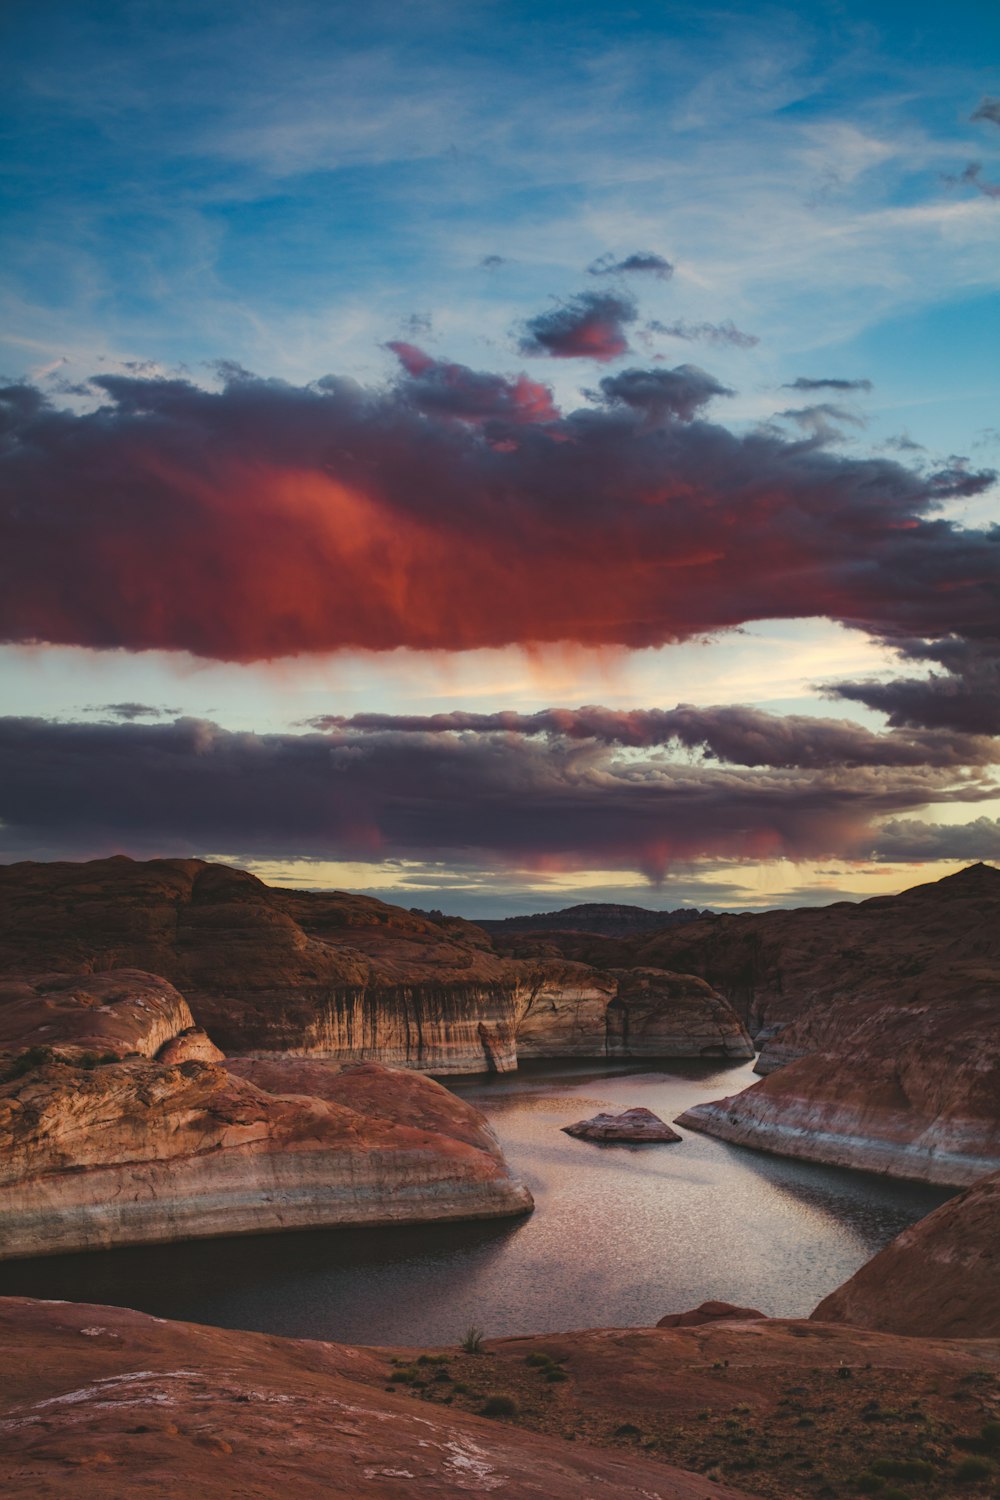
[656,1300,766,1327]
[0,970,195,1063]
[0,1056,532,1260]
[563,1107,681,1142]
[479,901,710,938]
[0,856,753,1073]
[675,983,1000,1186]
[0,1298,752,1500]
[0,973,532,1259]
[812,1169,1000,1337]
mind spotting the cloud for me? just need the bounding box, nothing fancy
[782,377,873,393]
[385,343,559,424]
[478,254,507,269]
[83,702,181,721]
[596,365,731,422]
[588,251,674,281]
[0,365,995,701]
[517,291,637,359]
[0,715,993,878]
[647,319,758,349]
[971,98,1000,128]
[830,656,1000,737]
[944,162,1000,199]
[305,703,996,770]
[873,817,1000,862]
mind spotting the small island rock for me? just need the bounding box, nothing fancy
[562,1106,682,1142]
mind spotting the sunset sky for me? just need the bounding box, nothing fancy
[1,0,998,915]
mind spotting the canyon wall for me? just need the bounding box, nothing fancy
[0,857,753,1072]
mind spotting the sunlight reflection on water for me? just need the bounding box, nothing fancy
[0,1058,951,1345]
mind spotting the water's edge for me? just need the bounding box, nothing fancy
[0,1058,950,1347]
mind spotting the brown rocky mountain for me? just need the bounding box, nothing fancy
[475,901,710,937]
[0,856,753,1072]
[812,1168,1000,1338]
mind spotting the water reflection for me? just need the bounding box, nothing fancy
[0,1058,951,1346]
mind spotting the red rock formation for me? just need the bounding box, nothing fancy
[0,1057,532,1260]
[656,1300,766,1327]
[0,970,194,1063]
[0,856,753,1072]
[563,1107,682,1142]
[812,1169,1000,1337]
[0,1298,752,1500]
[156,1026,225,1064]
[675,983,1000,1186]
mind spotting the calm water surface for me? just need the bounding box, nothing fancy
[0,1059,951,1345]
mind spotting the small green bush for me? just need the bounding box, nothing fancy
[3,1045,55,1080]
[544,1368,568,1383]
[525,1352,554,1368]
[480,1395,517,1417]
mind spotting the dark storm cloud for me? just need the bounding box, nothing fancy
[830,654,1000,737]
[83,702,182,721]
[646,318,759,349]
[782,377,874,393]
[385,343,559,423]
[517,291,638,359]
[971,97,1000,127]
[596,365,732,421]
[0,716,993,877]
[588,251,674,281]
[873,817,1000,862]
[305,703,996,770]
[0,361,996,727]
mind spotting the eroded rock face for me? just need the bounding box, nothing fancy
[0,857,753,1073]
[563,1107,681,1142]
[0,970,194,1063]
[0,1298,752,1500]
[812,1170,1000,1338]
[675,988,1000,1186]
[156,1026,225,1064]
[0,1057,532,1260]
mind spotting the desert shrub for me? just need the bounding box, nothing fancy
[955,1455,994,1482]
[388,1367,420,1384]
[525,1352,553,1368]
[544,1368,568,1383]
[4,1045,55,1080]
[854,1473,885,1494]
[480,1395,517,1417]
[871,1457,934,1482]
[980,1420,1000,1450]
[460,1325,484,1354]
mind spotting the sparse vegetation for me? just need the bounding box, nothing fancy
[480,1394,517,1417]
[460,1325,484,1354]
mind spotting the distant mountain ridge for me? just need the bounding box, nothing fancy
[475,902,713,937]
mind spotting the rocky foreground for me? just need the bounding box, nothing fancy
[2,1295,998,1500]
[0,972,531,1261]
[0,856,754,1073]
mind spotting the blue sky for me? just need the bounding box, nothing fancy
[1,0,998,912]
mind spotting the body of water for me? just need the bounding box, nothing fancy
[0,1059,951,1346]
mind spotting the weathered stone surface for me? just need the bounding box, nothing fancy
[0,1298,752,1500]
[563,1107,682,1142]
[675,986,1000,1186]
[156,1026,225,1064]
[0,1056,532,1260]
[0,856,753,1073]
[0,970,194,1063]
[812,1169,1000,1337]
[656,1301,766,1327]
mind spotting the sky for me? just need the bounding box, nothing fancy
[1,0,998,915]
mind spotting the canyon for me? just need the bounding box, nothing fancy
[0,856,754,1073]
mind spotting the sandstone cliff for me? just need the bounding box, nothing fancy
[0,973,531,1259]
[812,1169,1000,1337]
[0,856,752,1072]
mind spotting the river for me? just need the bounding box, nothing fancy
[0,1058,951,1346]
